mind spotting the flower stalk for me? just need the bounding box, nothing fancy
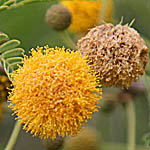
[4,121,21,150]
[127,100,136,150]
[60,30,76,50]
[100,0,108,22]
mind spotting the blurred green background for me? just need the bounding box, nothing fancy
[0,0,150,150]
[0,0,150,52]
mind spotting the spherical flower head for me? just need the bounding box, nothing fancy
[45,4,72,30]
[61,0,113,33]
[77,23,149,88]
[8,46,102,139]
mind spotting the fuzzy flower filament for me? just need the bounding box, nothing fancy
[8,46,102,139]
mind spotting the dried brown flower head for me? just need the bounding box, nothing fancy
[45,4,72,30]
[77,23,149,88]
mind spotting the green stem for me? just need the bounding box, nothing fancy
[127,100,136,150]
[99,0,108,23]
[6,0,56,10]
[59,30,76,50]
[4,121,21,150]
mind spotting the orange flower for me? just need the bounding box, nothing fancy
[62,0,113,33]
[9,46,102,139]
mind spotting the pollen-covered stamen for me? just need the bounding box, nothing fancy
[8,46,102,139]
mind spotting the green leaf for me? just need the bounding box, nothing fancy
[1,60,11,79]
[2,0,16,6]
[1,48,24,59]
[0,32,25,78]
[6,57,23,64]
[0,0,58,12]
[0,5,8,11]
[6,62,23,73]
[22,0,57,5]
[0,32,8,43]
[0,39,21,53]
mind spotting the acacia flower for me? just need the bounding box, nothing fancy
[77,23,149,88]
[61,0,113,33]
[8,46,102,139]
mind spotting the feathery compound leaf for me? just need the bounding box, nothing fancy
[0,0,61,13]
[1,48,24,59]
[0,40,20,53]
[2,0,16,6]
[6,62,23,74]
[0,0,58,12]
[0,32,9,44]
[0,5,8,11]
[0,32,25,79]
[6,57,23,64]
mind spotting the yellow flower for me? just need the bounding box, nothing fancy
[8,46,102,139]
[61,0,113,33]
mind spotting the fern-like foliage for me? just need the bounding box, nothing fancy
[0,0,58,12]
[0,32,24,79]
[0,0,16,11]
